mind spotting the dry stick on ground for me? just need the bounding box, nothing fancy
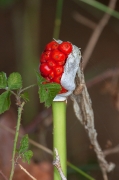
[71,62,115,180]
[83,0,117,69]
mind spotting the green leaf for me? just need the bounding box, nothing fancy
[22,150,33,164]
[0,72,7,89]
[36,72,61,107]
[38,83,61,107]
[0,91,11,114]
[18,134,29,154]
[17,135,33,164]
[36,72,46,85]
[21,92,29,102]
[45,83,61,107]
[38,86,48,103]
[8,72,22,90]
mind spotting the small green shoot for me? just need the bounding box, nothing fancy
[20,92,30,102]
[0,72,7,89]
[17,134,33,164]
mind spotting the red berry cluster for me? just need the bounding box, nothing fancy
[39,41,72,93]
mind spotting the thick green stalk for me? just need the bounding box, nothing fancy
[9,102,25,180]
[53,0,64,39]
[52,101,67,180]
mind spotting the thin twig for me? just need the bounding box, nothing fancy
[0,123,53,156]
[83,0,117,68]
[71,62,115,180]
[29,139,53,155]
[73,12,96,29]
[53,148,67,180]
[19,84,37,94]
[18,164,37,180]
[0,123,95,180]
[0,171,8,180]
[24,108,52,133]
[86,68,119,88]
[104,145,119,157]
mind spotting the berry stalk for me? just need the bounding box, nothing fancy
[52,101,67,180]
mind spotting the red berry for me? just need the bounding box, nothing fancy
[45,41,59,51]
[51,49,66,62]
[44,51,51,60]
[48,70,54,80]
[56,60,66,66]
[59,86,68,94]
[39,40,70,95]
[47,59,56,69]
[40,54,46,63]
[53,75,62,83]
[40,63,52,77]
[58,42,72,55]
[54,65,64,76]
[40,51,51,63]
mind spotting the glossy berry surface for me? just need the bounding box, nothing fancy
[51,49,66,62]
[48,70,54,80]
[58,42,72,55]
[45,41,59,51]
[54,65,64,76]
[40,63,51,77]
[53,75,62,83]
[39,40,73,94]
[47,59,56,68]
[40,51,51,63]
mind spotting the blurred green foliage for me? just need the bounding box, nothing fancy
[77,0,119,19]
[0,0,19,8]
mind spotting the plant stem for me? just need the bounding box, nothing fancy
[52,101,67,180]
[53,0,64,39]
[67,161,95,180]
[9,102,25,180]
[19,84,37,93]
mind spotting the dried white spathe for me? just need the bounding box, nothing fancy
[53,41,81,101]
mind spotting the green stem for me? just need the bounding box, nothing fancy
[53,0,64,39]
[67,161,95,180]
[52,101,67,180]
[9,102,25,180]
[19,84,37,93]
